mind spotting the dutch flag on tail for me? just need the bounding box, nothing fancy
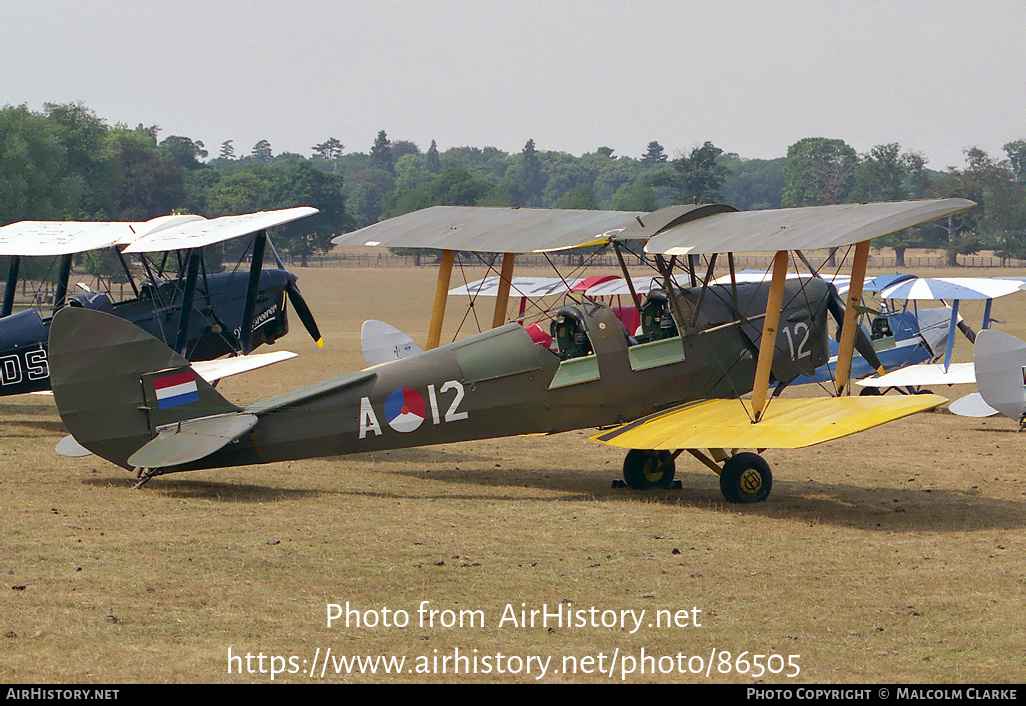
[153,370,200,409]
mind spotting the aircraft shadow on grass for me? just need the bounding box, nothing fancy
[82,476,319,503]
[1,418,68,435]
[350,461,1026,534]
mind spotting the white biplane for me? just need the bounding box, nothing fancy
[852,275,1026,414]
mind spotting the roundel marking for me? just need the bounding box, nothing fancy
[384,387,426,432]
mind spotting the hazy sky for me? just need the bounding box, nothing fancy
[3,0,1023,170]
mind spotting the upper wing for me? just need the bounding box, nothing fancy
[871,276,1026,300]
[642,199,975,255]
[0,221,141,256]
[331,199,973,255]
[332,205,647,253]
[122,207,318,252]
[0,208,317,256]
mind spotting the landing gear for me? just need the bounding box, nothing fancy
[622,449,676,489]
[617,448,771,502]
[719,452,772,503]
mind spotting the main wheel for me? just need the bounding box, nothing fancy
[719,452,772,503]
[622,449,675,489]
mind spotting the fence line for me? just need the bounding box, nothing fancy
[289,252,1026,270]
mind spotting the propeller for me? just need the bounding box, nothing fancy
[285,276,324,348]
[956,318,976,344]
[825,283,885,376]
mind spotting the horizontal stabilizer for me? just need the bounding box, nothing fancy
[948,393,999,418]
[590,395,946,450]
[127,413,258,469]
[56,434,92,457]
[856,363,976,388]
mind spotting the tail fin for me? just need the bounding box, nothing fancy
[49,308,241,469]
[975,329,1026,425]
[361,319,423,367]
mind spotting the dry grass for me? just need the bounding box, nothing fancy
[0,263,1024,684]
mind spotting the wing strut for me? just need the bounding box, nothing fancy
[174,250,201,355]
[612,242,643,317]
[240,230,267,354]
[492,253,517,329]
[53,254,73,312]
[426,249,455,350]
[942,299,960,370]
[751,250,789,421]
[2,255,19,317]
[833,239,871,395]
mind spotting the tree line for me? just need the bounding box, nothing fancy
[3,102,1025,269]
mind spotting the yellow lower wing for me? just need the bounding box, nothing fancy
[590,395,946,450]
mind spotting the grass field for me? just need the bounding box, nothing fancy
[1,261,1024,683]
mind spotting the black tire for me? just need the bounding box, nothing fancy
[859,386,882,396]
[720,452,772,503]
[622,449,675,489]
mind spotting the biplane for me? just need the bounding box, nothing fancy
[47,198,974,500]
[0,208,322,396]
[852,275,1026,412]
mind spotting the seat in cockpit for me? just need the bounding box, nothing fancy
[639,289,678,341]
[550,306,592,359]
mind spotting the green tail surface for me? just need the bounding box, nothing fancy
[49,308,240,470]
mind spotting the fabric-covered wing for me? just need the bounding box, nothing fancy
[642,199,975,255]
[448,276,578,297]
[122,207,318,253]
[331,206,646,253]
[0,221,139,256]
[332,199,972,255]
[190,351,298,383]
[873,277,1026,300]
[0,208,317,256]
[855,362,976,388]
[590,395,946,450]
